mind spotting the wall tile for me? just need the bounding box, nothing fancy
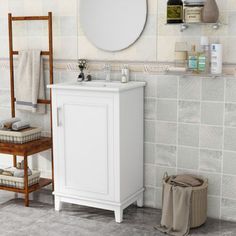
[223,151,236,175]
[156,122,177,145]
[199,149,222,173]
[144,143,155,164]
[224,128,236,151]
[202,78,224,101]
[136,74,157,98]
[178,101,200,123]
[179,76,201,100]
[177,168,198,176]
[199,172,221,196]
[222,175,236,199]
[0,89,11,108]
[156,100,177,122]
[145,120,156,143]
[200,126,223,150]
[221,198,236,222]
[226,78,236,102]
[177,146,199,170]
[156,76,178,99]
[225,103,236,127]
[201,102,224,126]
[145,98,156,120]
[60,16,77,37]
[144,187,155,208]
[154,188,162,209]
[144,164,155,186]
[155,144,176,167]
[207,196,221,219]
[178,124,199,147]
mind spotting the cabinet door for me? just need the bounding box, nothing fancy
[54,92,115,201]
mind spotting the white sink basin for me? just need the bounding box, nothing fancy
[48,80,146,92]
[76,81,121,88]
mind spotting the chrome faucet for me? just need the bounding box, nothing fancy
[104,64,111,82]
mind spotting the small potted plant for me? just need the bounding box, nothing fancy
[78,59,87,81]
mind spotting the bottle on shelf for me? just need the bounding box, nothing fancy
[167,0,183,24]
[198,36,210,73]
[188,45,198,72]
[211,43,222,74]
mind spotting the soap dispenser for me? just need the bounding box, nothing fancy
[121,65,130,83]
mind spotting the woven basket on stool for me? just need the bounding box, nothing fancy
[163,175,208,229]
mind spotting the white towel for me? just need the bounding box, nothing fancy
[0,117,21,130]
[16,50,46,114]
[12,121,30,131]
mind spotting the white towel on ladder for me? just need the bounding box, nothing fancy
[16,50,46,114]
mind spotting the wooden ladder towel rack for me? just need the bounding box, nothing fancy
[0,12,54,207]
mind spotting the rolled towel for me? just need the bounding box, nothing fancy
[13,168,32,178]
[0,117,21,130]
[12,121,30,131]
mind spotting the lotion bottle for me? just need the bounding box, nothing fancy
[211,43,222,74]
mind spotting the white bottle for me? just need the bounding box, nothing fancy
[211,43,222,75]
[121,65,130,83]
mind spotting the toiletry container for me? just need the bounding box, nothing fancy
[167,0,183,23]
[188,45,198,71]
[175,42,188,66]
[121,66,129,83]
[198,36,210,73]
[211,43,222,74]
[202,0,219,23]
[184,2,204,23]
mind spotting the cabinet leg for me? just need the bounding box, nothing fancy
[114,208,123,223]
[51,148,54,191]
[137,194,144,207]
[24,155,29,207]
[55,197,62,211]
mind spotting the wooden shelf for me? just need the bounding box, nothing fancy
[0,137,52,156]
[0,178,52,194]
[5,12,54,207]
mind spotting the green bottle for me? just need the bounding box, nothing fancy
[188,45,198,72]
[167,0,183,24]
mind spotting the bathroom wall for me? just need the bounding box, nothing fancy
[0,0,236,222]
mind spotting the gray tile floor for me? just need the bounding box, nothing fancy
[0,189,235,236]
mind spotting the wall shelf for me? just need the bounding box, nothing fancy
[165,22,226,32]
[164,70,228,79]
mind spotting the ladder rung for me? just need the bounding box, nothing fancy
[12,16,49,21]
[14,98,51,105]
[12,51,50,56]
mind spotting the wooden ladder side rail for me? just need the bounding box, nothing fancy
[7,12,55,198]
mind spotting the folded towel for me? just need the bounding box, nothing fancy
[170,174,202,187]
[13,168,32,178]
[0,117,21,130]
[5,165,32,178]
[16,50,46,114]
[12,121,30,131]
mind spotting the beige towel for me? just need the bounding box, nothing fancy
[0,117,21,130]
[16,50,46,114]
[156,175,197,236]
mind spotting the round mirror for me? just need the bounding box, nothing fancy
[79,0,147,52]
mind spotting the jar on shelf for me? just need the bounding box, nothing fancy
[167,0,184,24]
[184,1,204,23]
[175,41,188,67]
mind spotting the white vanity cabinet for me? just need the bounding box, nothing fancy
[49,81,145,223]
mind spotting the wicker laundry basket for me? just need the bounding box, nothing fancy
[163,174,208,229]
